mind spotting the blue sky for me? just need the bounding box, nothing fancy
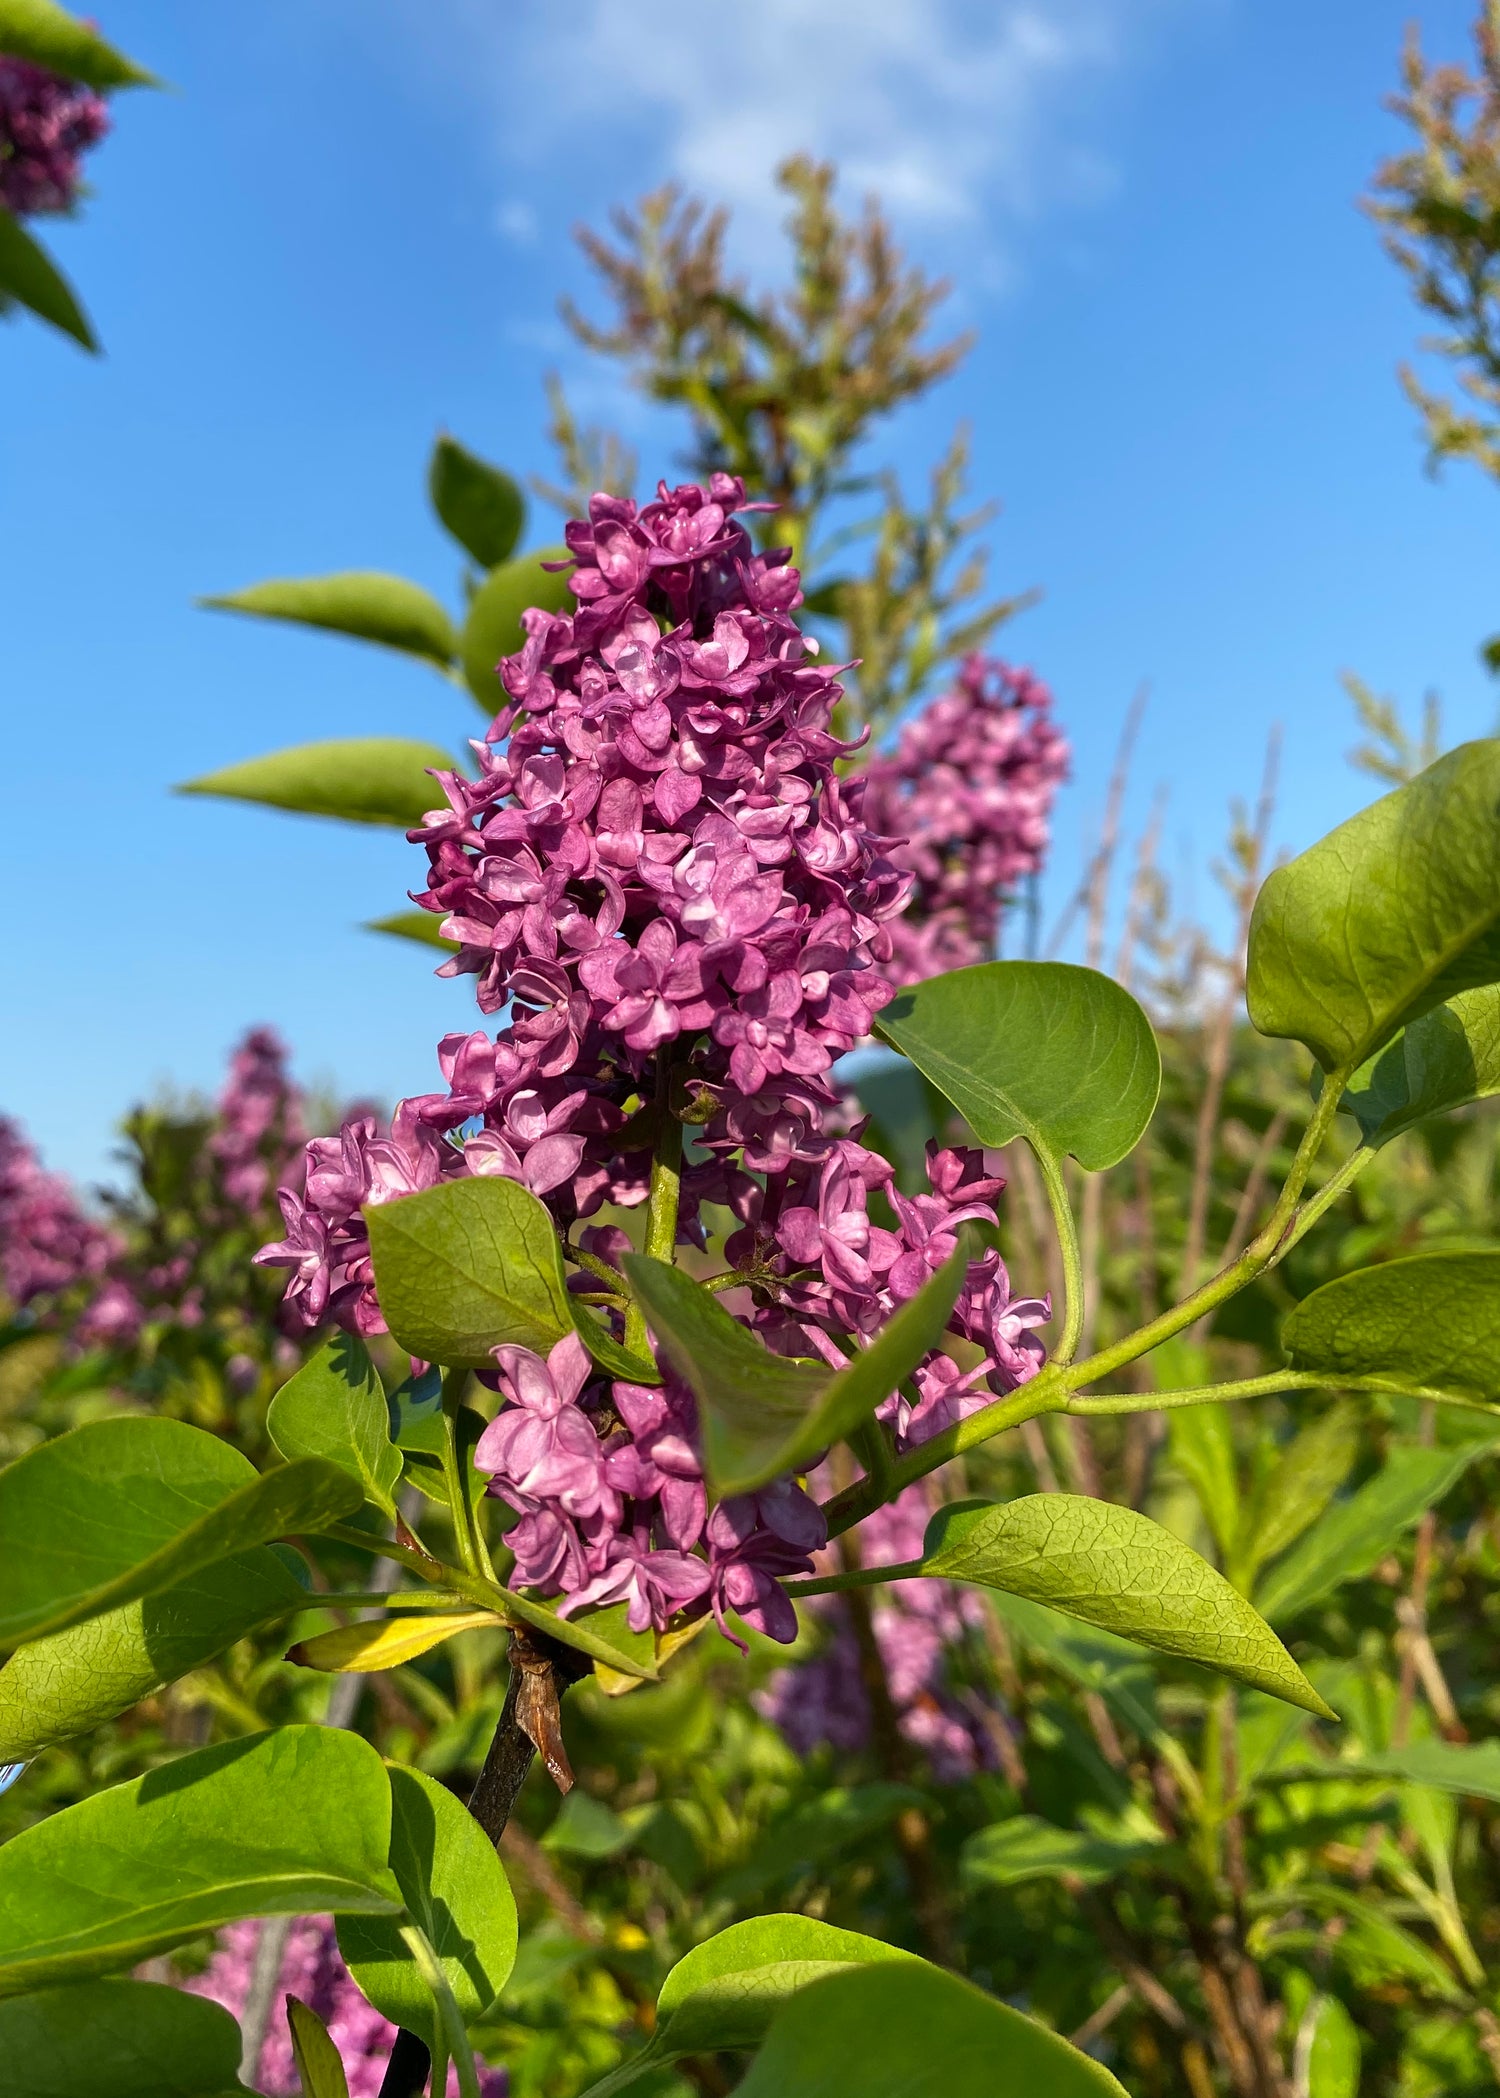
[5,0,1497,1188]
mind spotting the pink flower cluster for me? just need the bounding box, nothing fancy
[185,1917,506,2098]
[0,1116,118,1313]
[862,655,1069,984]
[258,475,1051,1652]
[0,55,109,218]
[210,1025,307,1216]
[759,1483,997,1780]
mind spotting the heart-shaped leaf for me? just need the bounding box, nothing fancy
[1341,984,1500,1147]
[178,737,455,829]
[338,1767,518,2049]
[0,1,157,88]
[459,549,575,710]
[735,1963,1128,2097]
[200,572,456,667]
[290,1610,500,1674]
[1247,740,1500,1072]
[0,207,94,349]
[269,1334,402,1517]
[428,436,526,569]
[0,1545,308,1761]
[874,961,1160,1171]
[364,1175,573,1367]
[0,1978,248,2098]
[577,1917,914,2098]
[0,1418,361,1650]
[919,1496,1333,1715]
[1281,1251,1500,1403]
[0,1726,401,1997]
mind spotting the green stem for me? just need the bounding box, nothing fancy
[784,1559,923,1598]
[441,1369,482,1580]
[1037,1146,1085,1367]
[624,1055,684,1356]
[397,1924,480,2098]
[1262,1142,1376,1267]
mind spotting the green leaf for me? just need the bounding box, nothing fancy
[874,961,1161,1171]
[1342,984,1500,1146]
[338,1767,517,2051]
[364,1174,573,1366]
[1232,1402,1360,1591]
[0,207,94,349]
[1255,1437,1495,1622]
[268,1334,402,1518]
[735,1963,1128,2098]
[0,1545,308,1760]
[429,435,526,568]
[366,909,458,951]
[1166,1377,1239,1558]
[1326,1739,1500,1803]
[1302,1993,1360,2098]
[0,1417,361,1650]
[1282,1251,1500,1404]
[178,737,454,829]
[567,1303,661,1385]
[542,1789,633,1859]
[0,1978,248,2098]
[1246,740,1500,1072]
[622,1238,976,1496]
[577,1917,914,2098]
[919,1495,1333,1716]
[0,1726,401,1996]
[961,1814,1157,1889]
[0,0,156,87]
[460,548,575,711]
[287,1997,350,2098]
[200,573,456,668]
[715,1785,920,1903]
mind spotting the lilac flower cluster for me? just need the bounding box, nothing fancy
[0,55,108,219]
[758,1483,995,1781]
[0,1115,118,1314]
[210,1025,307,1216]
[258,475,1051,1652]
[862,655,1069,985]
[186,1917,506,2098]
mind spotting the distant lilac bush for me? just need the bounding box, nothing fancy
[0,1115,118,1311]
[0,53,108,218]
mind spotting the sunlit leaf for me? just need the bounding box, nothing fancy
[178,737,455,829]
[0,1727,401,1996]
[459,548,574,710]
[0,1418,360,1650]
[289,1610,500,1673]
[366,910,458,951]
[0,1,156,87]
[875,961,1160,1170]
[1282,1251,1500,1404]
[735,1963,1128,2097]
[364,1174,573,1366]
[961,1815,1157,1890]
[200,572,456,667]
[287,1996,350,2098]
[338,1767,518,2049]
[1247,740,1500,1071]
[429,435,525,568]
[0,1978,247,2098]
[268,1334,402,1517]
[0,1545,308,1760]
[920,1496,1333,1715]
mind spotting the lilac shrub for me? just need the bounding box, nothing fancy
[862,653,1069,983]
[0,53,109,218]
[0,1117,119,1316]
[259,475,1052,1653]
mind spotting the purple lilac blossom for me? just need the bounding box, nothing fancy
[210,1026,307,1215]
[0,1116,120,1314]
[258,476,1050,1653]
[862,655,1069,984]
[184,1917,506,2098]
[0,55,108,218]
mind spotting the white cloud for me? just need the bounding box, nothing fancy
[489,0,1177,261]
[494,197,539,244]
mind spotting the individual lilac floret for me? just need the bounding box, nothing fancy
[0,56,109,219]
[863,655,1069,984]
[185,1916,507,2097]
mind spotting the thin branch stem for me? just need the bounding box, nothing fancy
[1037,1145,1085,1368]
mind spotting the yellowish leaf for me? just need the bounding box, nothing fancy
[289,1611,502,1673]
